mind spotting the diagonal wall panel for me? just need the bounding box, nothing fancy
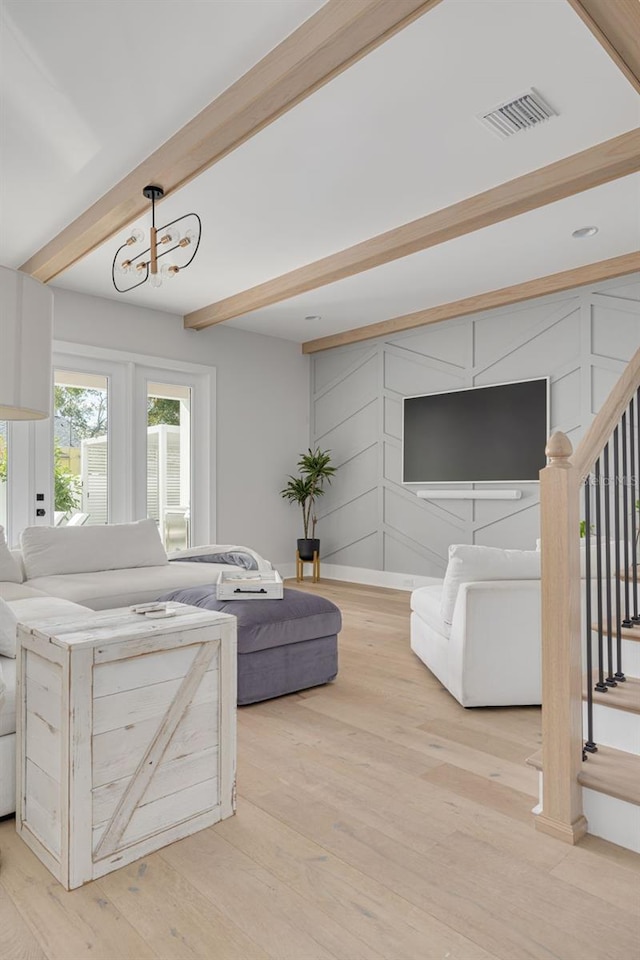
[311,275,640,577]
[315,400,378,467]
[314,355,378,438]
[591,301,640,362]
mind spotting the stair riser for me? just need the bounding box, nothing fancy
[621,638,640,677]
[534,773,640,853]
[587,638,640,678]
[582,788,640,853]
[583,701,640,755]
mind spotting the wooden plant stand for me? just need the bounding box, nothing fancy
[296,549,320,583]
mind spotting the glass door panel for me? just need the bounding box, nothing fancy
[146,382,191,550]
[54,371,109,525]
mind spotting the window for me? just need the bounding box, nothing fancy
[147,382,191,550]
[20,345,213,545]
[53,371,109,525]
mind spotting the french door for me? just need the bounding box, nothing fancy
[2,347,213,548]
[133,365,212,550]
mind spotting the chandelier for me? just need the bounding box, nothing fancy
[112,185,201,293]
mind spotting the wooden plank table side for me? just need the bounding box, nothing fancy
[15,602,237,891]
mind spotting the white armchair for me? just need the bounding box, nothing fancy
[410,544,542,707]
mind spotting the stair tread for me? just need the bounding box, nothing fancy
[527,746,640,805]
[591,622,640,642]
[619,623,640,642]
[584,674,640,714]
[578,745,640,806]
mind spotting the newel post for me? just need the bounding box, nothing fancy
[536,431,588,844]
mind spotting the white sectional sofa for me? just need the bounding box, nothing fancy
[0,520,271,816]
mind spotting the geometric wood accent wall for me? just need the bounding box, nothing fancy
[311,274,640,577]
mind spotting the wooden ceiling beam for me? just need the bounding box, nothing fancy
[19,0,442,283]
[184,129,640,330]
[301,252,640,353]
[565,0,640,93]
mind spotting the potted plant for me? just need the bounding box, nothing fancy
[281,448,336,561]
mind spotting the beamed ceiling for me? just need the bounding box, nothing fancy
[1,0,639,353]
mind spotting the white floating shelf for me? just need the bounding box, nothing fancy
[416,489,522,500]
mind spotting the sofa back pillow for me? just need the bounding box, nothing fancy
[441,544,540,625]
[0,525,23,583]
[21,519,168,580]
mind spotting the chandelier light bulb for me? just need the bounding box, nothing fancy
[160,227,180,245]
[116,259,132,274]
[126,229,144,246]
[135,261,147,273]
[180,229,197,248]
[162,264,180,279]
[150,270,163,287]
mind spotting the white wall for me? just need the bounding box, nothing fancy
[310,273,640,579]
[52,287,309,566]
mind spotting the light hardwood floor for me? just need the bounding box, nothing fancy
[1,580,639,960]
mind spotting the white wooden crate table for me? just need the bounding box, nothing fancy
[15,601,237,890]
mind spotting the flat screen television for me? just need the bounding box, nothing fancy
[402,377,549,484]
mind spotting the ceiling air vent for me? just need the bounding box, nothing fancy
[478,89,557,139]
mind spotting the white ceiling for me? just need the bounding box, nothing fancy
[2,0,639,344]
[0,0,324,266]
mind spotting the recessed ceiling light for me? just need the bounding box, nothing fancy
[572,226,599,239]
[305,315,321,321]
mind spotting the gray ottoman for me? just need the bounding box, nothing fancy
[158,586,341,705]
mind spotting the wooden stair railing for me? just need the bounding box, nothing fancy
[538,344,640,843]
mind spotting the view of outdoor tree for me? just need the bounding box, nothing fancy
[148,397,180,426]
[54,442,81,512]
[54,386,107,440]
[53,387,179,436]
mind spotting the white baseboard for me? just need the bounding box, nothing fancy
[272,560,440,592]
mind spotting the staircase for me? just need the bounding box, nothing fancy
[532,346,640,852]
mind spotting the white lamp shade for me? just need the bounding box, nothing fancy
[0,265,53,420]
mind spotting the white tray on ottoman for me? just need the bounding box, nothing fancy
[216,569,283,600]
[16,602,237,890]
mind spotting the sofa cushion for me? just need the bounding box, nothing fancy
[0,525,22,583]
[21,519,168,579]
[441,544,540,626]
[0,598,18,658]
[410,584,449,638]
[0,583,49,602]
[27,561,237,610]
[0,596,90,658]
[0,656,15,736]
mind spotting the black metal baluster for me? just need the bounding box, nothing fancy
[630,397,639,622]
[622,410,632,627]
[584,476,597,751]
[613,425,626,682]
[635,387,640,623]
[594,458,608,693]
[603,443,617,687]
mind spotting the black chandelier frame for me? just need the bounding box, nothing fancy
[112,185,202,294]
